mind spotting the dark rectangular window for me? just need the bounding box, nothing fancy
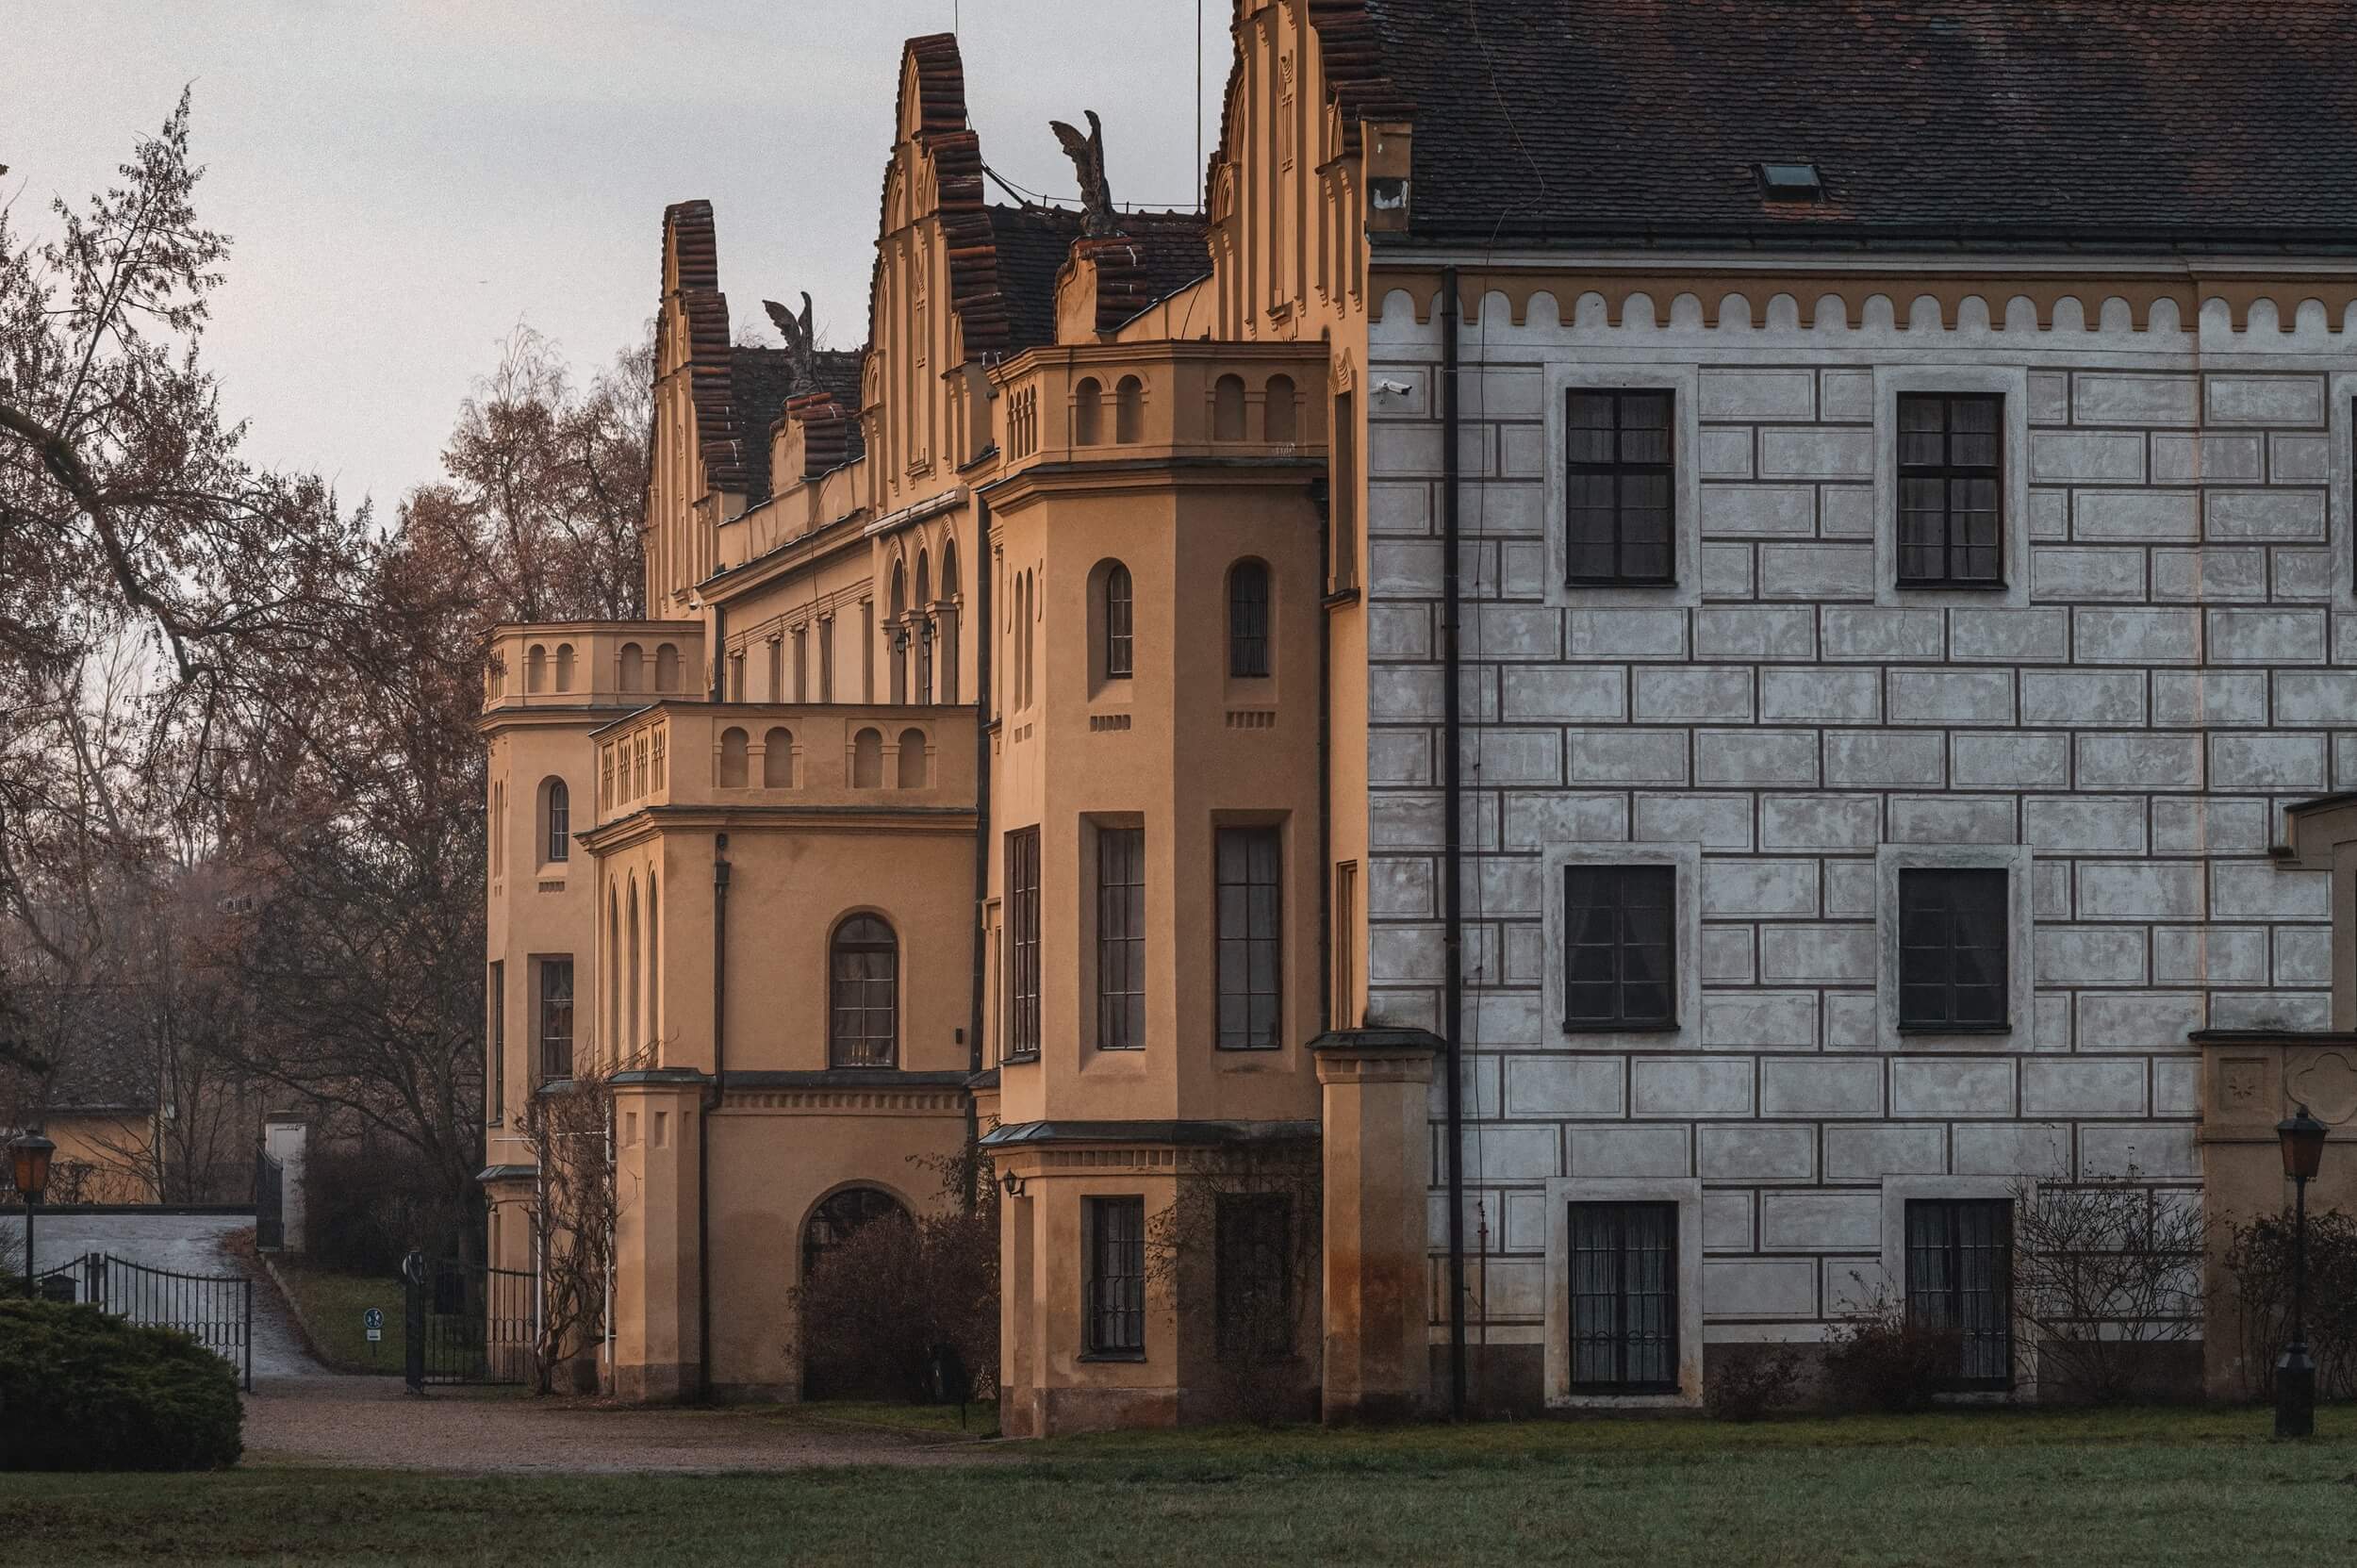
[537,957,573,1081]
[1096,826,1146,1049]
[1896,391,2004,587]
[1215,825,1283,1049]
[486,961,504,1124]
[1899,867,2009,1031]
[1562,865,1676,1030]
[1228,562,1270,678]
[1006,827,1041,1059]
[1568,1201,1678,1392]
[1084,1197,1146,1357]
[1330,392,1358,591]
[1215,1194,1292,1360]
[1564,389,1673,586]
[1906,1199,2014,1390]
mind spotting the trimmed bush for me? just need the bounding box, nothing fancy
[1822,1298,1964,1414]
[0,1296,243,1470]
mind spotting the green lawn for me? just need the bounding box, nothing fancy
[266,1261,404,1374]
[3,1407,2353,1565]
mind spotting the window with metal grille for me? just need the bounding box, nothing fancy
[1216,826,1282,1049]
[1104,564,1133,679]
[801,1187,907,1283]
[1228,561,1270,677]
[1562,865,1676,1030]
[1084,1197,1146,1356]
[828,915,898,1067]
[1564,389,1674,585]
[1096,826,1146,1049]
[1006,827,1041,1059]
[1899,867,2009,1031]
[1896,392,2004,586]
[1567,1201,1678,1392]
[1215,1194,1292,1360]
[1906,1198,2015,1391]
[537,958,573,1081]
[545,779,569,863]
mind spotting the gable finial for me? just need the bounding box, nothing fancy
[1050,109,1118,237]
[764,293,817,395]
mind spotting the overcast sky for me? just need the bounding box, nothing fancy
[3,0,1222,510]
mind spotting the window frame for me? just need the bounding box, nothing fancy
[1894,390,2007,590]
[1227,561,1271,679]
[1103,563,1134,680]
[544,779,569,864]
[1544,1177,1702,1408]
[1005,827,1042,1061]
[1904,1197,2017,1393]
[1560,863,1680,1032]
[1896,866,2012,1034]
[1562,388,1677,587]
[1564,1199,1681,1394]
[536,956,573,1081]
[1095,824,1146,1051]
[1082,1196,1146,1359]
[828,914,898,1068]
[1214,824,1284,1051]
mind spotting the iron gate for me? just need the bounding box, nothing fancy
[36,1252,254,1390]
[403,1251,534,1391]
[255,1149,285,1250]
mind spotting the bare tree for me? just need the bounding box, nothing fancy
[504,1049,640,1394]
[1144,1147,1322,1426]
[2008,1172,2204,1403]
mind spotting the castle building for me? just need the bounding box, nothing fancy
[484,1,2357,1426]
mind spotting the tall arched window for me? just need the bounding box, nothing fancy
[829,915,898,1067]
[896,728,928,789]
[1263,374,1297,442]
[625,880,642,1052]
[645,877,659,1049]
[618,643,645,692]
[1073,376,1103,446]
[1212,373,1247,440]
[543,778,569,863]
[1114,375,1144,443]
[1228,560,1272,677]
[654,644,680,692]
[852,727,883,787]
[763,727,793,787]
[718,727,750,788]
[801,1187,909,1282]
[939,540,962,704]
[1104,562,1133,679]
[554,643,576,693]
[525,645,549,693]
[914,553,932,703]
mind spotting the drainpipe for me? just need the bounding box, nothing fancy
[701,832,730,1399]
[1440,266,1469,1421]
[1314,478,1334,1037]
[709,605,727,702]
[964,500,995,1208]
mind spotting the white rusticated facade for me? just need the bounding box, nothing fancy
[1362,275,2356,1403]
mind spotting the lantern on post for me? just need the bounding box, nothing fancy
[2273,1104,2328,1440]
[9,1131,55,1296]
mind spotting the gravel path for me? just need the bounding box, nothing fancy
[25,1212,320,1379]
[242,1377,1000,1473]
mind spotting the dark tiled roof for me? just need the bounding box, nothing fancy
[988,204,1086,351]
[1,985,157,1113]
[1359,0,2357,248]
[1077,211,1212,334]
[812,349,865,467]
[660,201,759,492]
[729,347,795,502]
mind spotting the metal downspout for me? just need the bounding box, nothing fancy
[1441,267,1468,1420]
[964,499,995,1207]
[701,834,729,1398]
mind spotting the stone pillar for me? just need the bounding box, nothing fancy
[262,1114,309,1254]
[1312,1028,1440,1424]
[611,1068,705,1402]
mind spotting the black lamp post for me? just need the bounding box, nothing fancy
[2274,1104,2328,1439]
[9,1131,55,1296]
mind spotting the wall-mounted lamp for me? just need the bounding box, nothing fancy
[1000,1166,1027,1199]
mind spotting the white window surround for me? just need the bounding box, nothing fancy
[2330,373,2357,612]
[1543,1176,1705,1409]
[1874,843,2036,1054]
[1877,1175,2040,1402]
[1541,361,1703,609]
[1871,364,2032,609]
[1542,840,1703,1051]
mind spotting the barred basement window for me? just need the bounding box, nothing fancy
[1899,867,2009,1032]
[1084,1197,1146,1357]
[1006,827,1042,1059]
[1564,389,1673,586]
[1562,865,1676,1030]
[1567,1201,1678,1392]
[1096,826,1146,1049]
[537,958,573,1081]
[1896,391,2004,587]
[1215,826,1282,1049]
[1906,1198,2015,1391]
[1215,1194,1292,1360]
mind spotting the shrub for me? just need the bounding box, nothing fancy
[2221,1207,2357,1402]
[2007,1173,2203,1404]
[1707,1345,1806,1422]
[1822,1296,1963,1413]
[0,1296,242,1470]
